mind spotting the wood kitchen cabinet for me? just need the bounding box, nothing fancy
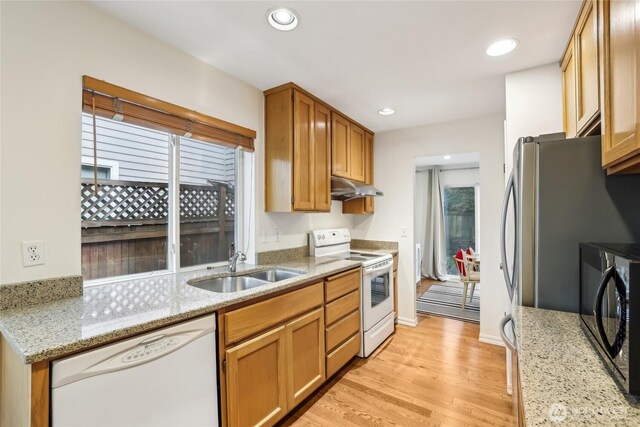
[600,0,640,174]
[331,113,369,183]
[324,268,361,378]
[343,131,375,214]
[562,0,601,138]
[220,282,326,427]
[264,87,331,212]
[226,307,325,427]
[226,326,288,427]
[285,308,325,408]
[265,83,375,211]
[331,113,350,179]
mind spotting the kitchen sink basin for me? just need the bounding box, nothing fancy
[244,268,304,282]
[189,276,269,293]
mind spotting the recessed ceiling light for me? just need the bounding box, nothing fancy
[443,155,452,160]
[486,38,518,56]
[378,107,396,116]
[267,7,299,31]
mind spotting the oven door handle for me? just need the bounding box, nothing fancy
[363,264,393,277]
[593,265,627,359]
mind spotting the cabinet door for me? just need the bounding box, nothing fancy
[576,0,600,132]
[226,326,288,427]
[332,113,350,178]
[602,0,640,168]
[364,132,374,213]
[314,103,332,212]
[285,308,325,409]
[293,91,315,211]
[562,41,578,139]
[349,124,366,182]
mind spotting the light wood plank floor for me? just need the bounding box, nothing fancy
[280,315,515,427]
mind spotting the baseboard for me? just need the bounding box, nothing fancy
[479,333,505,347]
[397,316,418,327]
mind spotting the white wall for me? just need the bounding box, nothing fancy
[0,1,355,284]
[352,114,505,342]
[439,167,480,188]
[504,63,563,176]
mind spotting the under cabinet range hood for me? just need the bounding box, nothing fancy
[330,176,383,201]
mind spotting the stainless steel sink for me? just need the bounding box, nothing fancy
[244,268,304,282]
[189,276,269,293]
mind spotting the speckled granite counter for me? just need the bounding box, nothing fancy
[0,258,360,364]
[513,305,640,426]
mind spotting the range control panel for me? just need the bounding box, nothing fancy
[309,228,351,248]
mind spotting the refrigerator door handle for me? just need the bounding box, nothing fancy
[500,171,516,301]
[499,314,517,352]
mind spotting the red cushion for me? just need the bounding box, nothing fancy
[455,249,466,276]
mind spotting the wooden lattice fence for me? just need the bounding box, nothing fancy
[81,179,234,280]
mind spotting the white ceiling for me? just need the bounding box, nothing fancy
[92,1,581,133]
[415,152,480,168]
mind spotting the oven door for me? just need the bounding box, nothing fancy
[362,262,394,331]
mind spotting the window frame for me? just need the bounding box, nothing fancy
[83,127,245,287]
[80,156,120,180]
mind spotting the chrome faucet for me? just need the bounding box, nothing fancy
[228,243,246,272]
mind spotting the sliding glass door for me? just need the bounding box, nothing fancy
[443,185,479,276]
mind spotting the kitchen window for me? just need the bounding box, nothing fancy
[80,77,254,284]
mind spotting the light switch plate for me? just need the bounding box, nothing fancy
[400,226,408,237]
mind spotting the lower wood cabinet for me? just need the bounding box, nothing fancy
[285,308,326,409]
[225,307,326,427]
[323,269,361,378]
[221,282,327,427]
[226,326,288,427]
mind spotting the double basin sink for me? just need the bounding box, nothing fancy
[189,268,303,293]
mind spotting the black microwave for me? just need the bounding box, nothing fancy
[580,243,640,395]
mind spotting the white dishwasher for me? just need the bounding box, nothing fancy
[51,314,218,427]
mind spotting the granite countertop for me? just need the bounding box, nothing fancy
[513,305,640,426]
[0,257,361,364]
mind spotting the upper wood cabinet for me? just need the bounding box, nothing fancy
[342,131,374,214]
[314,103,332,211]
[349,124,366,182]
[265,88,331,212]
[265,83,375,211]
[600,0,640,174]
[331,113,369,183]
[331,113,351,179]
[562,0,601,137]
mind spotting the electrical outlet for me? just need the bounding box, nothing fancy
[400,226,408,237]
[22,240,44,267]
[275,228,280,242]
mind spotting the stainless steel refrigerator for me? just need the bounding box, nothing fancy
[500,133,640,312]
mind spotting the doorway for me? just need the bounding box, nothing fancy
[414,153,481,323]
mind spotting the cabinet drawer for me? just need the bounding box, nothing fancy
[325,268,360,303]
[326,332,360,378]
[326,309,360,352]
[226,282,324,345]
[325,290,359,325]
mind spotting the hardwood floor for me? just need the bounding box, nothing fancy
[279,315,515,427]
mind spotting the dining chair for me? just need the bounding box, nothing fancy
[453,249,480,310]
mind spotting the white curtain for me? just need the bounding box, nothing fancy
[415,168,447,281]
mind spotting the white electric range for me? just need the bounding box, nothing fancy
[309,228,395,357]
